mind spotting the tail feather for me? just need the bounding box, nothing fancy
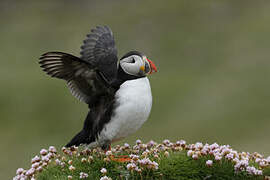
[65,130,90,147]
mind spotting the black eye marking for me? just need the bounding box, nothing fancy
[131,57,135,63]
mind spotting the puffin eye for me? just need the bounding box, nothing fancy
[131,57,135,63]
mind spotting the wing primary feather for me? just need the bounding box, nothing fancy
[40,63,63,68]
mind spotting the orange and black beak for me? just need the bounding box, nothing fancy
[146,58,157,74]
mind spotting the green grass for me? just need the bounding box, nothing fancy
[158,153,258,180]
[36,148,270,180]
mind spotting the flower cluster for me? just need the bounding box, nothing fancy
[100,168,107,174]
[14,140,270,179]
[185,142,268,176]
[100,176,112,180]
[79,172,89,179]
[13,146,58,180]
[125,156,158,174]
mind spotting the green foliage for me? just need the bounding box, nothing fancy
[37,151,268,180]
[158,152,263,180]
[38,155,121,180]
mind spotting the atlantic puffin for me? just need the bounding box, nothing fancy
[39,25,157,150]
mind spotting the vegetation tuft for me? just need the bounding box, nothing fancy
[14,140,270,180]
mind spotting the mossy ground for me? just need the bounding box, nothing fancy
[37,150,270,180]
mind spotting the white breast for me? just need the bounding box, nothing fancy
[99,77,152,143]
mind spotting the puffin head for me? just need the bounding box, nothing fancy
[119,51,157,77]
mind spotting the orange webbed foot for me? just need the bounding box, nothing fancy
[104,144,131,162]
[110,155,131,162]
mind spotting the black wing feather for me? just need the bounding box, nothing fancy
[80,26,118,82]
[39,52,101,104]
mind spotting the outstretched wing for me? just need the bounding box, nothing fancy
[80,26,118,83]
[39,26,119,105]
[39,52,109,105]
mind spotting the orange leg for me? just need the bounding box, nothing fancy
[105,144,131,162]
[110,155,131,162]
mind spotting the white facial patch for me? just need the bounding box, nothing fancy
[120,55,144,76]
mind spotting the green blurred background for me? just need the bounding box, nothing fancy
[1,0,270,179]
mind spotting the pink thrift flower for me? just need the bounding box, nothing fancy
[124,143,130,148]
[100,168,107,174]
[187,150,193,157]
[126,163,137,170]
[136,139,142,145]
[36,166,43,172]
[16,168,24,175]
[100,176,112,180]
[31,162,40,169]
[69,165,75,171]
[147,140,156,147]
[194,142,203,150]
[206,160,213,167]
[55,159,61,165]
[209,143,219,150]
[192,154,199,160]
[215,155,222,161]
[31,156,41,164]
[25,168,35,176]
[79,172,89,179]
[48,146,57,153]
[40,149,48,156]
